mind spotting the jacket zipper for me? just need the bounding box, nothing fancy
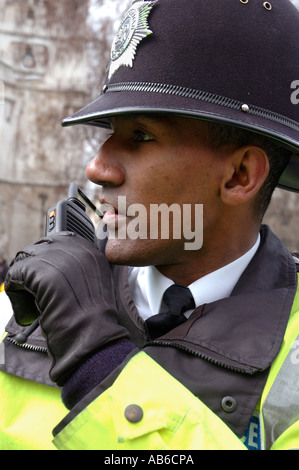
[146,340,256,375]
[6,336,48,354]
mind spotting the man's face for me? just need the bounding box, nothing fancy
[86,114,228,269]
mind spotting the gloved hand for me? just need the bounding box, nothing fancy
[5,232,130,386]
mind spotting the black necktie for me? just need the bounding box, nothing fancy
[146,283,195,339]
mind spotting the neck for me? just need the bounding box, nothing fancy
[156,228,261,286]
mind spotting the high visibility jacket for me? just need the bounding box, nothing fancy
[0,226,299,450]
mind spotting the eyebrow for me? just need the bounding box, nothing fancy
[135,113,173,125]
[110,113,175,132]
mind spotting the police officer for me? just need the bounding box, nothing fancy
[1,0,299,450]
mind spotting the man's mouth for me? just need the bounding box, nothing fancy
[103,210,126,222]
[99,200,128,228]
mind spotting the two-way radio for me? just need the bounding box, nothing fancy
[45,182,102,242]
[15,182,102,345]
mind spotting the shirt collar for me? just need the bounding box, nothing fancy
[189,233,261,308]
[129,234,261,321]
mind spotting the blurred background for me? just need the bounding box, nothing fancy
[0,0,298,262]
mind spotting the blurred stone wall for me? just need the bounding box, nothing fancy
[264,188,299,253]
[0,0,89,260]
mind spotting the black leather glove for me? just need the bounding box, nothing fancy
[5,232,130,386]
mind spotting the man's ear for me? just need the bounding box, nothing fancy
[220,146,270,206]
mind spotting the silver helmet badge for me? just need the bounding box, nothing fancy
[108,0,157,79]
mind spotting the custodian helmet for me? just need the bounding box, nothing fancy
[62,0,299,192]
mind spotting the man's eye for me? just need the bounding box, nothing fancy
[133,130,154,142]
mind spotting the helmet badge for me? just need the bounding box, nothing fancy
[108,0,157,80]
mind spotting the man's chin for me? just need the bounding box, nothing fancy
[103,237,167,267]
[103,238,146,267]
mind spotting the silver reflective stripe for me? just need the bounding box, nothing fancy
[262,334,299,449]
[0,340,4,365]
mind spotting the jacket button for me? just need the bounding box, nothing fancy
[221,396,237,413]
[124,404,144,423]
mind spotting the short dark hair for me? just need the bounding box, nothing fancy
[201,121,292,220]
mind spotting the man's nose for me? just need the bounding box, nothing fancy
[85,141,125,187]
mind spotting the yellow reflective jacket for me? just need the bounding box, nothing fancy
[0,227,298,450]
[0,281,299,451]
[53,275,299,450]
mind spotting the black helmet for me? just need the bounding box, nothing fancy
[62,0,299,192]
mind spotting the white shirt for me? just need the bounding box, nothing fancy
[128,234,261,321]
[0,291,13,340]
